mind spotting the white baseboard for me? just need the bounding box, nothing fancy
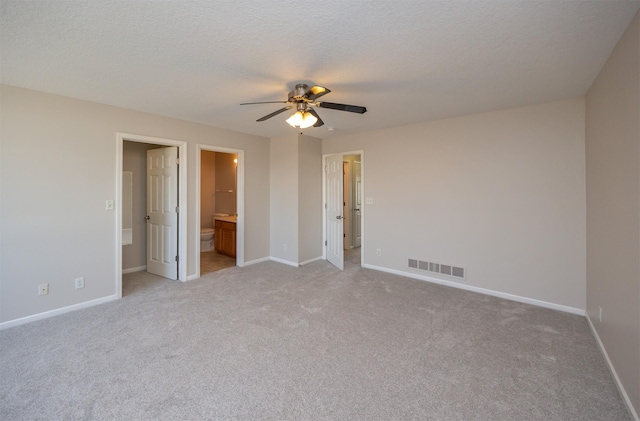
[243,256,270,266]
[586,315,639,421]
[0,295,119,331]
[363,264,585,316]
[186,274,199,281]
[122,265,146,274]
[269,257,299,267]
[299,256,323,266]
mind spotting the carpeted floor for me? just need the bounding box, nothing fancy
[0,258,631,420]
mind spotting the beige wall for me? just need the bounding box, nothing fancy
[323,98,586,311]
[0,85,270,324]
[200,151,216,228]
[215,152,237,217]
[269,133,322,265]
[298,134,322,264]
[270,134,299,263]
[586,12,640,416]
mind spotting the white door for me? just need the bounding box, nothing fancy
[147,147,178,280]
[326,154,344,270]
[353,160,362,248]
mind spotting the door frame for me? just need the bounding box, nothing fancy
[322,150,365,267]
[115,133,188,298]
[195,144,245,277]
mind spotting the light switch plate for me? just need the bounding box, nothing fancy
[105,200,114,210]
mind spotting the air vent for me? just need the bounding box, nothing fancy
[452,266,465,278]
[408,258,466,279]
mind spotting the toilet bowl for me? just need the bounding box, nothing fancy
[200,228,215,252]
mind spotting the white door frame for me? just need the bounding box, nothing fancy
[115,133,188,298]
[195,144,245,277]
[322,150,364,267]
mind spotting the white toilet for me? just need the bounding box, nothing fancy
[200,213,229,252]
[200,228,215,252]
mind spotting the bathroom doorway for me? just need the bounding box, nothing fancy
[196,145,245,277]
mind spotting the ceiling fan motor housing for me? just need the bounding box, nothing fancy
[290,84,310,102]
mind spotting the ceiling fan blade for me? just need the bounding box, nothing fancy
[307,108,324,127]
[317,101,367,114]
[240,101,290,105]
[304,85,331,101]
[256,106,292,122]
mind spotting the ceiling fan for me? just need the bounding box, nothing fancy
[240,83,367,129]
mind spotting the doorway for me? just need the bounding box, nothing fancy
[343,154,362,266]
[116,133,188,299]
[200,150,237,275]
[196,145,245,278]
[323,151,364,270]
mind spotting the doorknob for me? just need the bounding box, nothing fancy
[354,208,360,211]
[336,215,345,220]
[145,215,150,220]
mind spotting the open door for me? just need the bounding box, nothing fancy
[146,147,178,280]
[326,153,344,270]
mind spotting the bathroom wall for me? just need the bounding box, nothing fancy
[215,153,237,216]
[201,150,216,228]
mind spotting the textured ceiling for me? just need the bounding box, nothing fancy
[1,0,639,139]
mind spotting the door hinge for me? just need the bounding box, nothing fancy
[175,157,180,165]
[324,203,327,209]
[175,206,179,213]
[175,255,179,262]
[325,240,327,246]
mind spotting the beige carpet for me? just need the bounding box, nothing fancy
[0,258,630,420]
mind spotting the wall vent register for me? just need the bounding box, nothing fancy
[408,259,465,279]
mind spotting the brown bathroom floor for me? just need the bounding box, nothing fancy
[200,251,236,275]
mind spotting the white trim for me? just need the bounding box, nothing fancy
[322,150,365,269]
[116,133,188,296]
[586,315,639,421]
[186,274,199,281]
[195,145,245,278]
[244,256,271,266]
[299,256,323,266]
[363,263,585,315]
[0,295,118,331]
[122,265,146,274]
[270,257,299,267]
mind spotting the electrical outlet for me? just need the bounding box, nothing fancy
[376,248,381,256]
[599,306,602,323]
[38,283,49,296]
[75,277,85,289]
[282,244,287,251]
[366,197,374,205]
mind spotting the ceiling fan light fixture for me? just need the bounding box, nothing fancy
[286,110,317,129]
